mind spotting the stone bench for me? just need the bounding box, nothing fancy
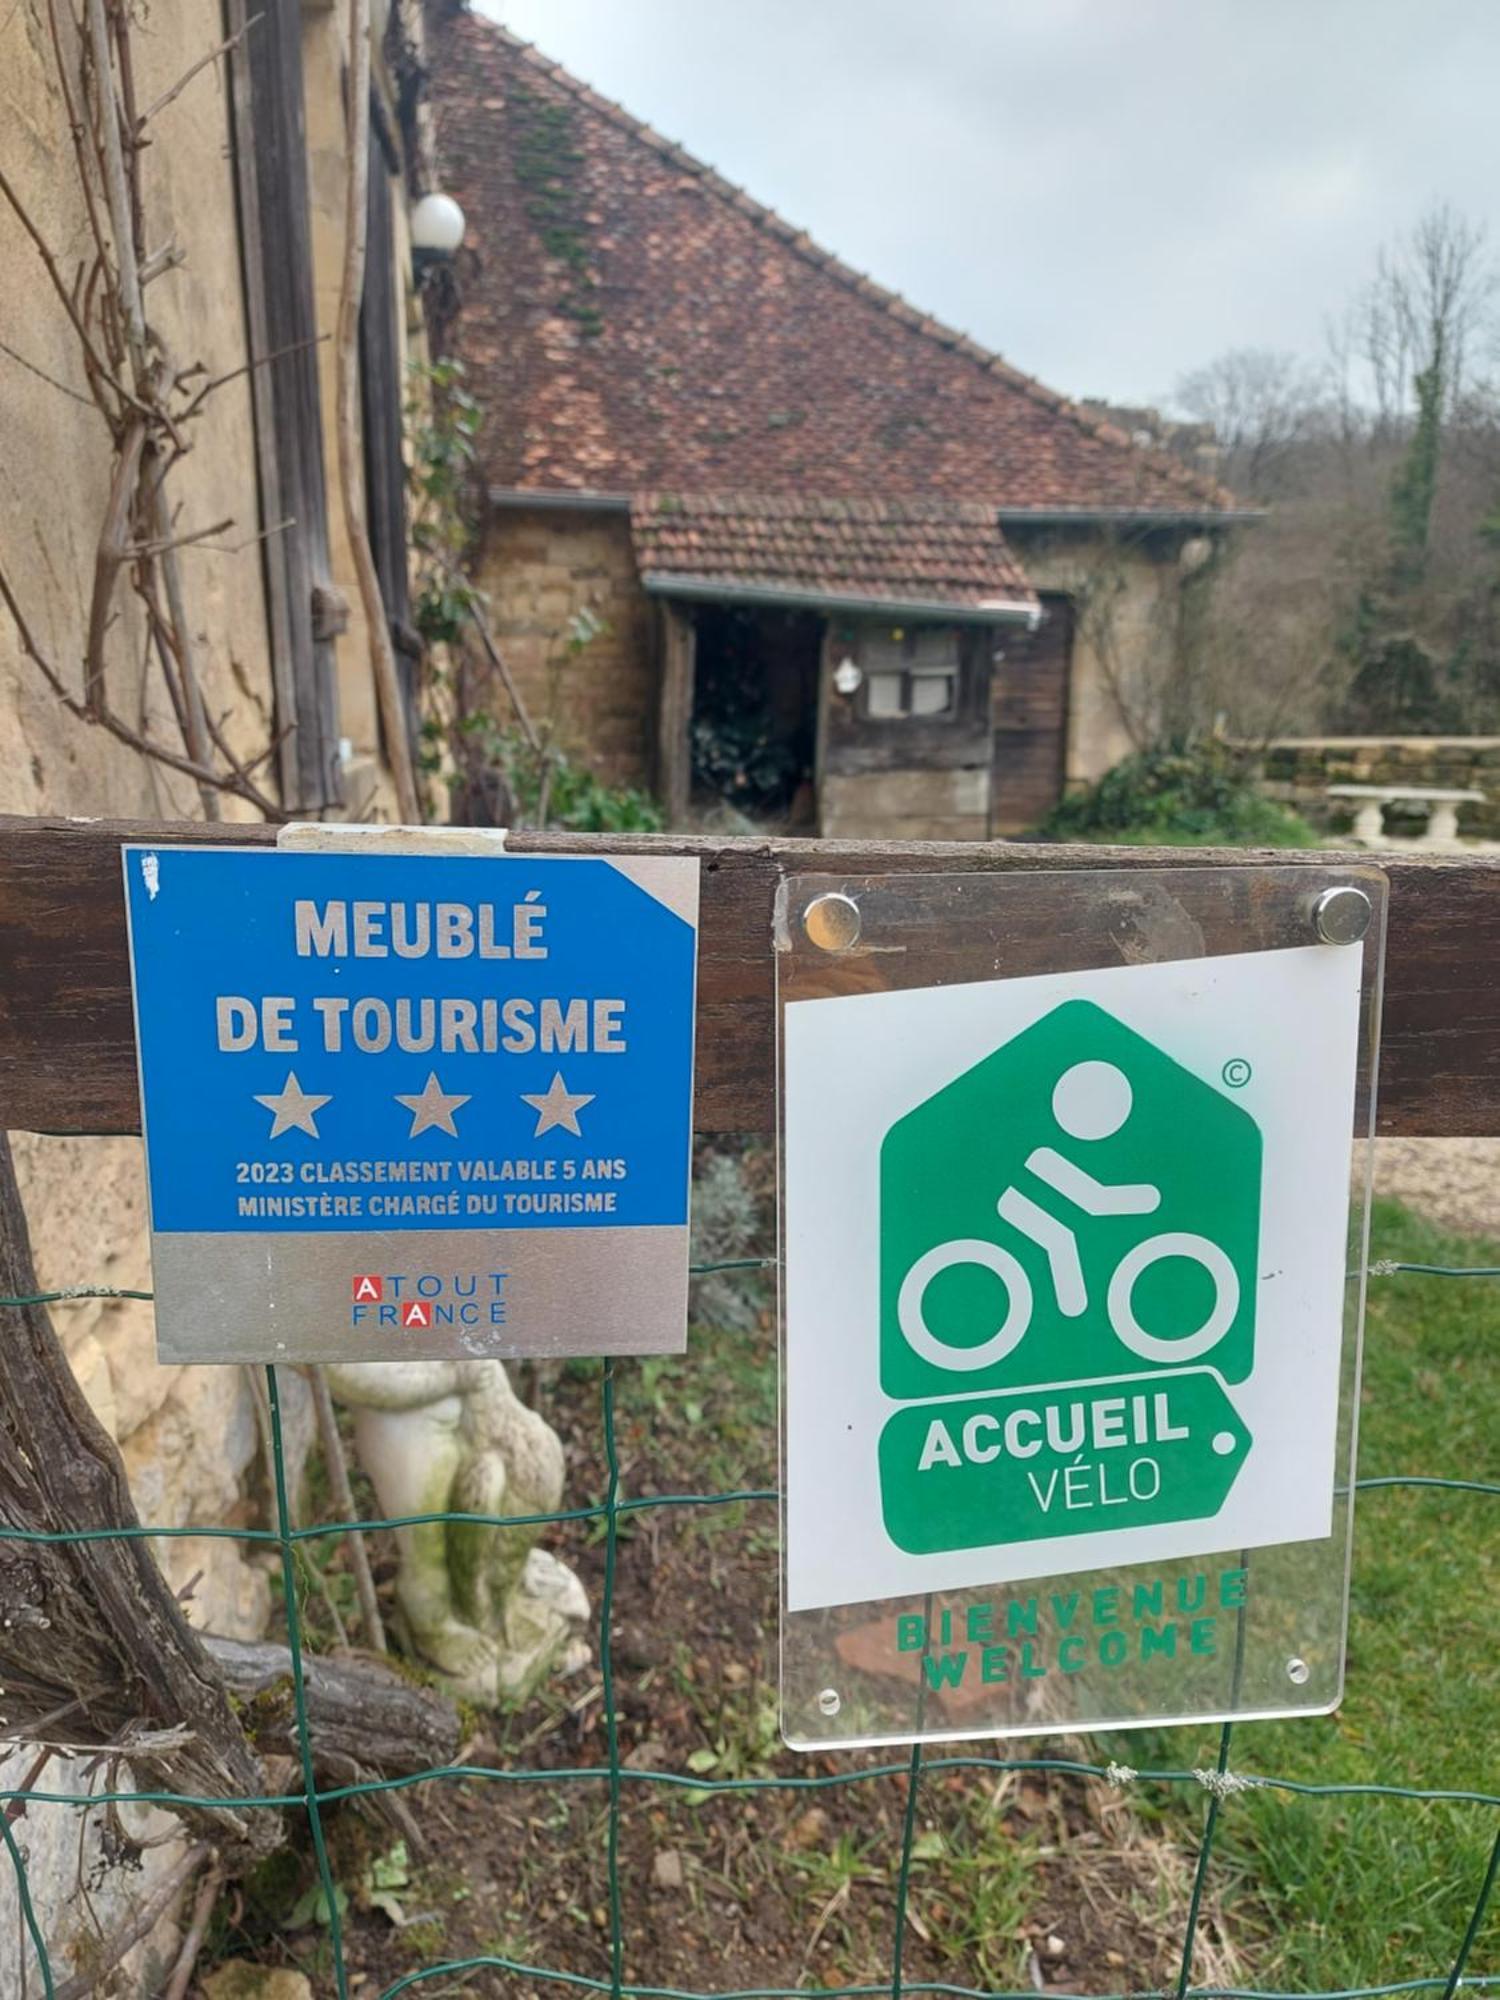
[1326,783,1487,848]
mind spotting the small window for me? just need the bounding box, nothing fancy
[909,668,956,717]
[860,625,960,720]
[867,668,907,718]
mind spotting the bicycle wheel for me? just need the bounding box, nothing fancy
[1106,1230,1239,1365]
[896,1238,1033,1372]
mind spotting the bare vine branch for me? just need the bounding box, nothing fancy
[138,14,261,128]
[84,415,146,713]
[0,336,95,409]
[85,0,145,365]
[308,1366,388,1653]
[0,551,286,817]
[466,600,541,752]
[161,1856,226,2000]
[0,0,289,819]
[132,514,236,561]
[0,158,130,410]
[49,1843,212,2000]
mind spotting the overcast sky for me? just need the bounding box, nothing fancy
[476,0,1498,411]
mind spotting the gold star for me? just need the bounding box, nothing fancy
[254,1070,331,1139]
[395,1071,472,1137]
[521,1071,595,1137]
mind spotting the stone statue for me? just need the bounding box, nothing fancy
[323,1359,589,1701]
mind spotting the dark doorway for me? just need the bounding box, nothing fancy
[689,604,823,823]
[990,592,1073,833]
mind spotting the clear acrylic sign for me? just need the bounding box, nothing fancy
[777,866,1384,1749]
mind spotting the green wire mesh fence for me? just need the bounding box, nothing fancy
[2,1257,1497,2000]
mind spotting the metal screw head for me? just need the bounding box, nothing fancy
[1312,885,1372,947]
[817,1687,842,1717]
[803,893,862,953]
[1286,1657,1311,1686]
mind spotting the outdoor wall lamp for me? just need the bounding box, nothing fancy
[833,655,863,696]
[411,191,467,277]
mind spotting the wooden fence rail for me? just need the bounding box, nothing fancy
[1,815,1498,1137]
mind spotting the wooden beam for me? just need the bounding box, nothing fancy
[655,599,695,825]
[0,815,1497,1137]
[225,0,342,815]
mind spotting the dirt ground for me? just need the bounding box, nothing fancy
[216,1289,1240,1996]
[1371,1138,1498,1236]
[232,1343,1238,2000]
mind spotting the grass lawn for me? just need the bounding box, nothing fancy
[1148,1198,1499,1992]
[1057,820,1318,849]
[604,1192,1499,1994]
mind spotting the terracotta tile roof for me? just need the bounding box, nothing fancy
[431,11,1237,517]
[630,493,1039,618]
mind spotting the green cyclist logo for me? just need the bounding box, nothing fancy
[898,1053,1244,1375]
[877,999,1262,1556]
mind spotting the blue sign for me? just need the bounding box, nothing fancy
[123,844,699,1362]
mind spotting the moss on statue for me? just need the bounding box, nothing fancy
[325,1360,589,1702]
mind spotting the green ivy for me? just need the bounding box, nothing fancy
[1389,357,1445,579]
[406,366,659,830]
[406,357,486,648]
[449,715,663,832]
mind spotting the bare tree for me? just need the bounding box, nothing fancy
[1173,348,1323,500]
[1337,205,1495,434]
[1173,206,1500,740]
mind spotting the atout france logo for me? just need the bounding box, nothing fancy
[349,1270,508,1331]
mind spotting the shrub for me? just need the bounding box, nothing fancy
[1035,742,1317,848]
[517,744,664,834]
[439,715,664,832]
[689,1148,770,1334]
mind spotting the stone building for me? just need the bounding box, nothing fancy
[0,0,444,1980]
[431,12,1250,840]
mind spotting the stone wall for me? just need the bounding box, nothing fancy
[475,506,656,787]
[0,4,283,1984]
[0,0,279,1608]
[0,2,418,1983]
[1253,737,1500,839]
[1,13,274,827]
[1003,526,1198,789]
